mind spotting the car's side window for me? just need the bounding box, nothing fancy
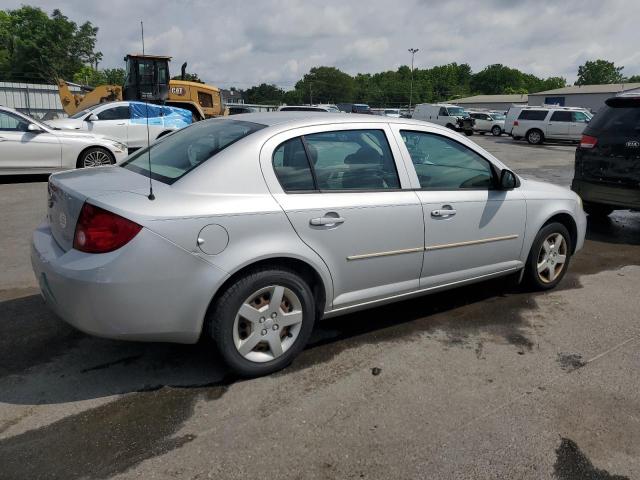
[550,111,572,122]
[304,130,400,190]
[439,107,448,116]
[97,106,130,121]
[400,130,494,190]
[0,111,28,131]
[572,111,589,123]
[272,138,316,191]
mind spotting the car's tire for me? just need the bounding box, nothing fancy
[526,129,544,145]
[464,130,474,136]
[445,123,456,130]
[583,202,614,218]
[492,125,502,136]
[76,147,115,169]
[209,267,316,377]
[524,222,572,290]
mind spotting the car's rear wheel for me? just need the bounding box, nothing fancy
[525,223,572,290]
[583,202,614,218]
[210,268,316,377]
[526,129,544,145]
[77,147,114,169]
[464,130,474,136]
[492,125,502,136]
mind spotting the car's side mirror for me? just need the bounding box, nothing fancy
[27,123,44,133]
[87,114,99,122]
[499,169,519,190]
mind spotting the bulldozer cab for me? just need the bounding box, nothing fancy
[123,54,170,103]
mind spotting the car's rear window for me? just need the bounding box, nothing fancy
[588,105,640,135]
[121,119,265,184]
[518,110,548,121]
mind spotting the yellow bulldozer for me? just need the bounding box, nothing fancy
[58,54,226,120]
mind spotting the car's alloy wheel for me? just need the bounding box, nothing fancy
[536,233,568,284]
[210,267,316,377]
[233,285,304,363]
[525,222,571,290]
[492,126,502,136]
[527,130,543,145]
[80,148,113,168]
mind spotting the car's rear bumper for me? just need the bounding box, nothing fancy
[572,179,640,209]
[31,221,228,343]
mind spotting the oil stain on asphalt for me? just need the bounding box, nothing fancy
[0,381,233,480]
[554,437,629,480]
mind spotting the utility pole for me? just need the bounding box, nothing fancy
[408,48,419,115]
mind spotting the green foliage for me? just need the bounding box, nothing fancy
[72,66,125,87]
[0,6,101,82]
[294,66,355,104]
[576,59,624,85]
[171,72,203,83]
[245,83,284,104]
[625,74,640,83]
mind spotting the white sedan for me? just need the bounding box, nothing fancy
[0,106,127,175]
[46,101,190,151]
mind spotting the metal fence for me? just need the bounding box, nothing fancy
[0,82,81,120]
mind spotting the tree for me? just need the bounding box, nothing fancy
[576,59,624,85]
[171,72,203,83]
[245,83,284,104]
[0,6,101,82]
[294,66,355,104]
[72,66,125,86]
[625,74,640,83]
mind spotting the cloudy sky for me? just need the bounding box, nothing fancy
[5,0,640,89]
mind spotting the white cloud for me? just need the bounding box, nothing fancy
[4,0,639,88]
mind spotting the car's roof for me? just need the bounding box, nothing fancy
[221,111,436,129]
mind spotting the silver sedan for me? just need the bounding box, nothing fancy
[31,113,586,376]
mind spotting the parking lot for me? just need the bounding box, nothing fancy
[1,135,639,479]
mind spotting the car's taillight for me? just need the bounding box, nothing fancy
[580,135,598,149]
[73,203,141,253]
[513,120,519,126]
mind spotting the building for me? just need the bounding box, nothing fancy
[220,88,245,105]
[0,81,81,119]
[527,83,640,112]
[450,94,528,111]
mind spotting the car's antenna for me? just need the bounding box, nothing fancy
[141,20,155,200]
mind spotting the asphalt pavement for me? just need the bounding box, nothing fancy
[0,135,638,479]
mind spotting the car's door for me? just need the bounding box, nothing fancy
[569,111,590,140]
[547,111,571,139]
[261,124,424,310]
[0,111,61,171]
[391,126,526,288]
[87,104,130,145]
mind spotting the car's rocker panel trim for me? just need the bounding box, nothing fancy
[346,235,520,260]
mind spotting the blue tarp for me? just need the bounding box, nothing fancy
[129,101,192,128]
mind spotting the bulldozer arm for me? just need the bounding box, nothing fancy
[58,80,123,116]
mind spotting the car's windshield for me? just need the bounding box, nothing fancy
[490,113,505,120]
[121,119,265,184]
[353,105,371,113]
[70,104,100,119]
[589,105,640,134]
[447,107,465,116]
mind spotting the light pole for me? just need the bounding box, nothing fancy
[408,48,419,115]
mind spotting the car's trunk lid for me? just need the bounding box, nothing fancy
[47,166,165,251]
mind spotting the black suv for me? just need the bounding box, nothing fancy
[571,95,640,217]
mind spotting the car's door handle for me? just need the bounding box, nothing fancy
[116,123,126,125]
[431,208,457,217]
[310,216,345,226]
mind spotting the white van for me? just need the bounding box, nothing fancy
[412,103,474,135]
[511,106,592,144]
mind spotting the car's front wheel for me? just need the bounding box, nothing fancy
[77,147,114,169]
[525,222,572,290]
[492,126,502,136]
[210,268,316,377]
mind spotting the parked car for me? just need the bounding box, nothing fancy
[510,106,592,145]
[337,103,373,114]
[412,103,475,135]
[277,105,332,112]
[571,94,640,217]
[469,111,505,136]
[314,104,342,113]
[32,113,586,376]
[46,101,191,152]
[0,105,127,175]
[228,105,258,115]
